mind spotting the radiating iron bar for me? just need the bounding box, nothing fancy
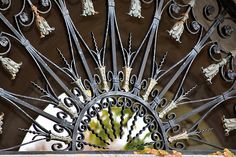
[102,11,110,66]
[0,89,74,129]
[0,12,84,109]
[108,101,117,139]
[55,1,79,79]
[127,111,139,142]
[51,1,78,79]
[172,56,195,101]
[114,13,126,66]
[133,23,159,95]
[177,96,219,106]
[83,142,108,150]
[90,32,102,66]
[8,92,55,105]
[27,46,75,82]
[119,105,125,139]
[68,20,96,85]
[187,86,236,133]
[153,52,168,79]
[130,141,155,149]
[128,122,151,144]
[133,0,164,95]
[189,137,224,150]
[151,24,159,78]
[188,102,222,132]
[30,53,83,110]
[1,95,50,134]
[175,98,222,127]
[28,47,58,100]
[34,51,85,110]
[168,88,236,128]
[87,125,110,145]
[57,48,78,80]
[151,52,196,108]
[197,9,227,48]
[156,51,190,81]
[130,25,152,67]
[28,46,84,109]
[130,0,163,66]
[96,112,113,142]
[0,138,46,152]
[152,11,227,108]
[109,0,119,90]
[55,0,98,95]
[66,22,78,78]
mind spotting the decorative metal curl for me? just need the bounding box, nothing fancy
[0,35,11,55]
[203,4,221,21]
[0,0,11,11]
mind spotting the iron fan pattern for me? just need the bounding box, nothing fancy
[0,0,236,152]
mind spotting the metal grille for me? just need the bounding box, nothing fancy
[0,0,235,152]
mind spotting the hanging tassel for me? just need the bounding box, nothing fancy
[0,56,22,80]
[202,57,229,84]
[222,115,236,136]
[167,13,188,43]
[167,0,196,43]
[81,0,98,16]
[31,5,55,38]
[128,0,144,18]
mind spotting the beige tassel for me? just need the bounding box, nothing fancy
[81,0,98,16]
[128,0,144,18]
[0,56,22,80]
[32,5,55,38]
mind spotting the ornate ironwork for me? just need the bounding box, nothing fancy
[0,0,235,152]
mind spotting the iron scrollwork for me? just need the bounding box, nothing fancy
[0,0,235,152]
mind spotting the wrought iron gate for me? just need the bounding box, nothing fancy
[0,0,235,152]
